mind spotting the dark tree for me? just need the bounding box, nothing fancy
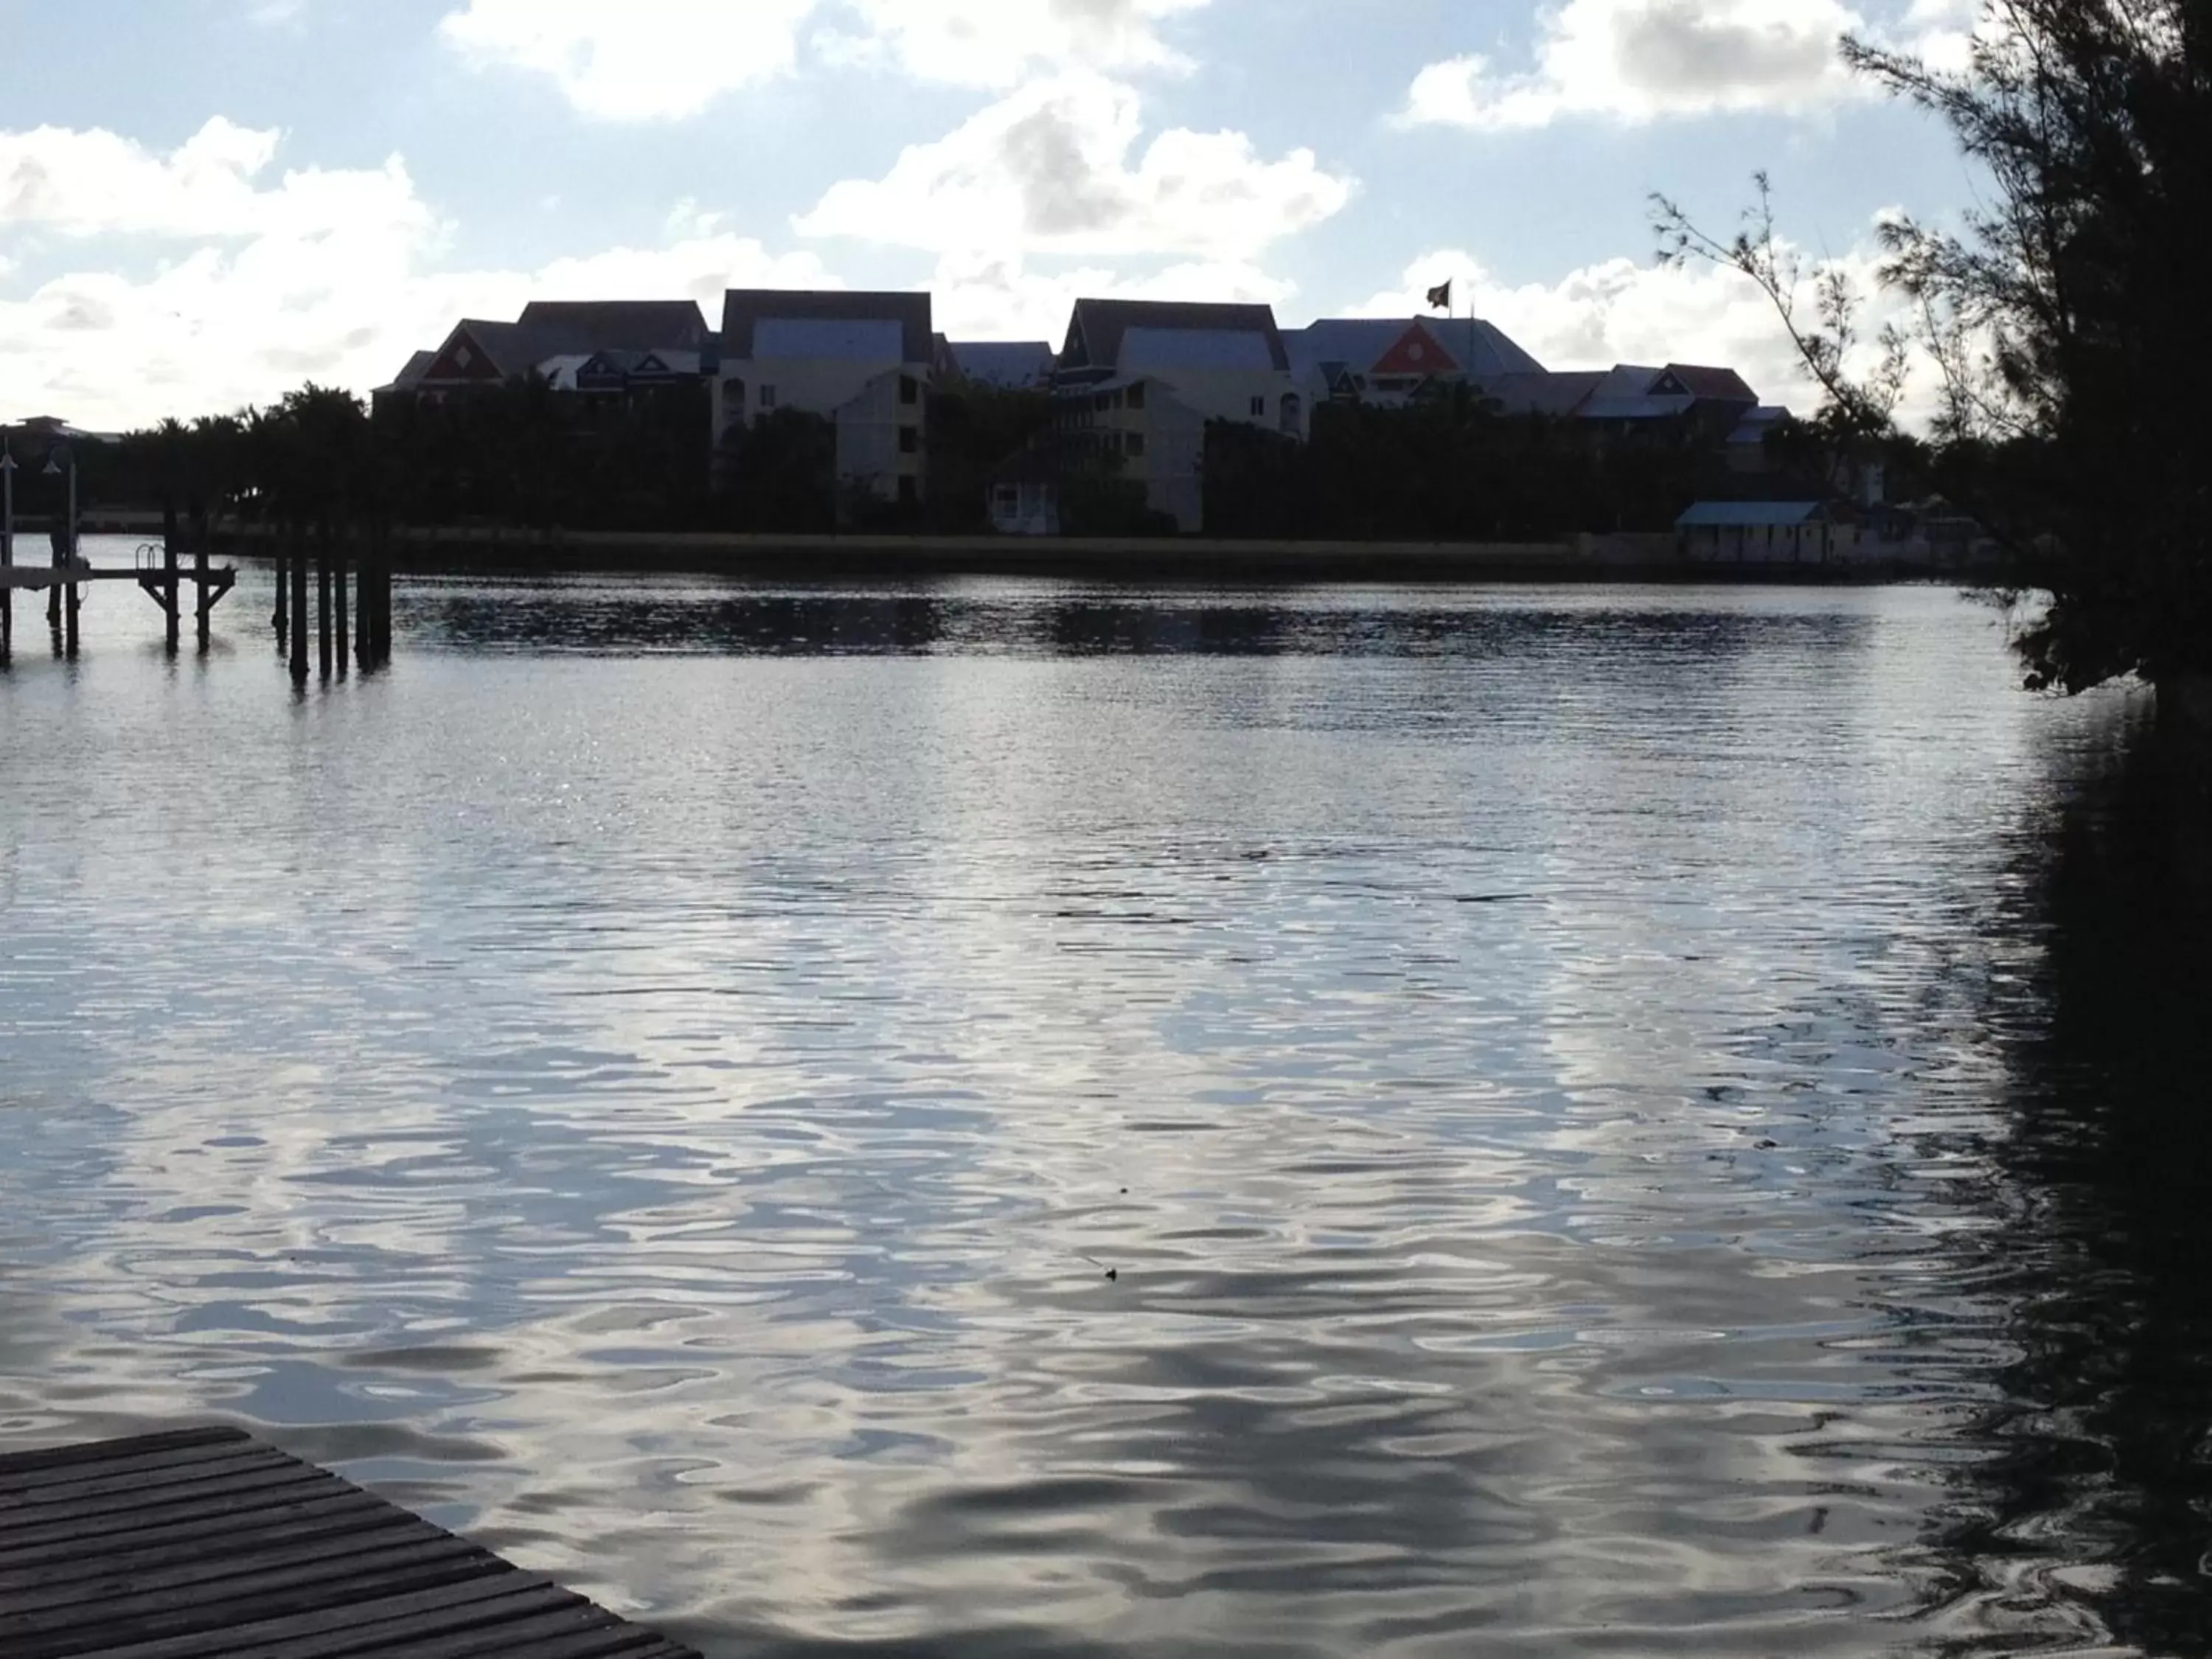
[1659,1,2211,693]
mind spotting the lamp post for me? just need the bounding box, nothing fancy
[44,445,77,654]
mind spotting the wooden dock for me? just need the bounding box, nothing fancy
[0,1427,702,1659]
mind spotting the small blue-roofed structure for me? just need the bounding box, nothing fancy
[1677,500,1860,564]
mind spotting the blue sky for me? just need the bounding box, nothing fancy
[0,0,1983,429]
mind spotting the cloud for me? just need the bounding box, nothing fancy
[0,119,830,430]
[798,75,1353,259]
[439,0,1214,119]
[1351,246,1944,423]
[1399,0,1865,129]
[0,117,423,242]
[818,0,1211,87]
[928,248,1293,342]
[437,0,819,121]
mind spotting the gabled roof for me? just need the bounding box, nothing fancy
[383,349,437,392]
[421,307,712,386]
[1060,299,1288,374]
[1677,500,1826,528]
[1480,370,1606,417]
[1658,363,1759,403]
[721,290,934,364]
[754,318,908,361]
[1121,327,1278,372]
[947,341,1057,389]
[1580,393,1697,421]
[516,300,712,355]
[422,320,537,381]
[1284,317,1545,382]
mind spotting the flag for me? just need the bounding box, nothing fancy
[1425,279,1453,312]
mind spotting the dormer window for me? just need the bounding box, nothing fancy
[454,344,474,369]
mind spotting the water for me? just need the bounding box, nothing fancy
[4,551,2208,1657]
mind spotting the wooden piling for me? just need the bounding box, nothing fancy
[289,522,309,683]
[333,532,348,679]
[163,499,181,654]
[316,524,332,680]
[195,508,213,650]
[354,534,371,667]
[272,537,288,635]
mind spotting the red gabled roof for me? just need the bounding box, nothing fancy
[420,323,513,383]
[1368,321,1458,378]
[1658,364,1758,403]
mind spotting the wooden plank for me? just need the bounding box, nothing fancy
[0,1488,389,1568]
[0,1430,701,1659]
[0,1437,291,1495]
[3,1549,507,1658]
[313,1610,661,1659]
[77,1573,571,1659]
[0,1447,296,1512]
[0,1481,375,1558]
[0,1463,336,1534]
[0,1534,491,1635]
[0,1431,249,1481]
[0,1500,416,1589]
[0,1508,442,1604]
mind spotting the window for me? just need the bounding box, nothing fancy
[1126,382,1145,410]
[1111,390,1125,409]
[760,384,778,409]
[726,378,746,410]
[1250,395,1266,418]
[900,425,919,454]
[900,375,919,406]
[994,486,1019,511]
[1125,431,1146,459]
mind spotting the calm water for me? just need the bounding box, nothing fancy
[4,549,2208,1657]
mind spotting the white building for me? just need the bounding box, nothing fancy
[714,291,935,509]
[1046,299,1304,532]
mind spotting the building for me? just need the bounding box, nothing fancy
[1576,364,1759,437]
[1046,299,1303,532]
[714,290,935,509]
[1283,316,1545,407]
[1677,500,1860,563]
[1725,405,1790,473]
[378,301,715,407]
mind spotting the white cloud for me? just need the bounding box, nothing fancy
[1351,246,1944,424]
[1399,0,1865,129]
[819,0,1210,87]
[1395,0,2000,131]
[0,120,830,431]
[0,118,423,242]
[437,0,819,121]
[928,248,1292,342]
[439,0,1213,119]
[798,75,1353,259]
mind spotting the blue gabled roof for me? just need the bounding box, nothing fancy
[1675,501,1826,529]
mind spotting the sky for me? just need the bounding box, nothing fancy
[0,0,1989,431]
